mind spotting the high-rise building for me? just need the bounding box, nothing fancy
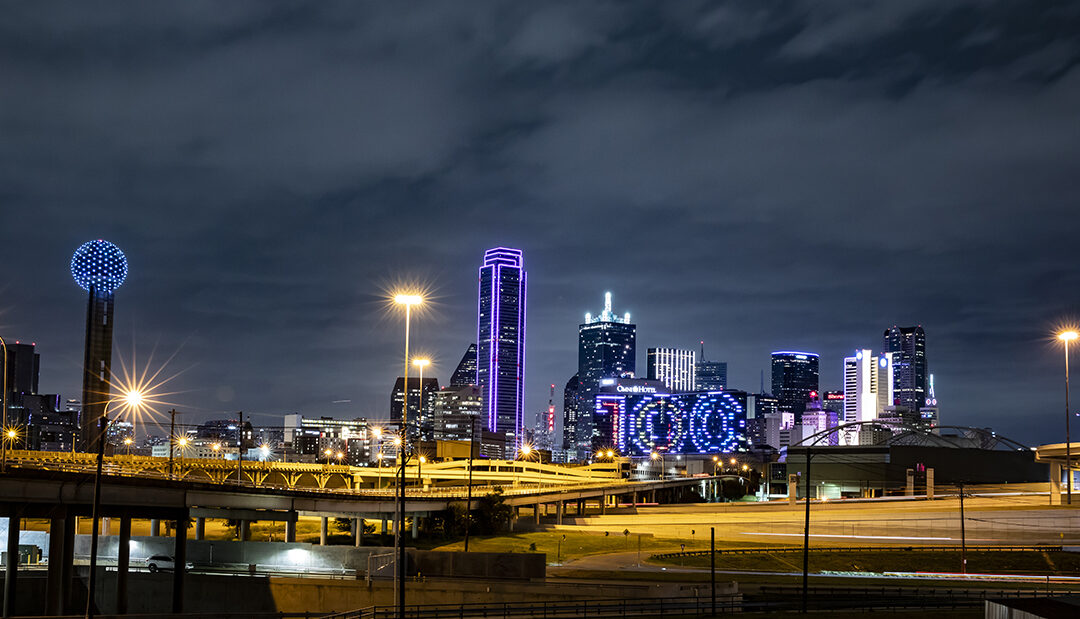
[822,390,845,416]
[284,414,371,464]
[575,292,636,458]
[391,377,440,441]
[882,326,928,411]
[431,385,484,442]
[646,347,696,392]
[71,240,128,451]
[476,247,527,452]
[695,342,727,391]
[771,351,819,416]
[801,397,840,446]
[3,341,40,403]
[842,349,896,444]
[561,374,580,453]
[449,343,477,387]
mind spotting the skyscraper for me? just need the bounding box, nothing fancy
[449,343,477,387]
[646,347,696,392]
[71,240,128,451]
[695,342,727,391]
[3,341,40,407]
[562,373,579,453]
[770,351,819,416]
[476,247,526,451]
[843,349,895,444]
[390,376,440,441]
[882,326,927,411]
[575,292,635,458]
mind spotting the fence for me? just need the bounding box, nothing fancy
[652,544,1063,559]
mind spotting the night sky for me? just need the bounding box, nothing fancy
[2,1,1079,446]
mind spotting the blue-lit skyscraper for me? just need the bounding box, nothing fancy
[476,247,526,452]
[882,325,927,411]
[573,292,635,457]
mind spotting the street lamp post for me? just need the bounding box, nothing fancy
[393,294,422,619]
[651,451,665,481]
[1059,330,1078,505]
[86,390,142,619]
[0,335,7,473]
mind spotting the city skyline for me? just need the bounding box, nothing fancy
[1,3,1079,448]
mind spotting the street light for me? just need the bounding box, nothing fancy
[1059,330,1078,505]
[413,358,430,443]
[0,335,7,473]
[393,292,422,619]
[123,436,134,455]
[651,451,665,481]
[87,389,144,619]
[418,455,426,489]
[324,447,334,464]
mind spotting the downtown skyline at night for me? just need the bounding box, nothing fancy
[2,2,1079,451]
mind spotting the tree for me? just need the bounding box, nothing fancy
[476,488,513,533]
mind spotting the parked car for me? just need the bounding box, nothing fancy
[146,554,192,572]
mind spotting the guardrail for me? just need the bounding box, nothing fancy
[651,544,1064,559]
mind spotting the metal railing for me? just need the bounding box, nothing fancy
[652,544,1064,559]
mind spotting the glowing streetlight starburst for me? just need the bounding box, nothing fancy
[88,340,191,432]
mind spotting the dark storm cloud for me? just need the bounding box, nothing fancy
[2,1,1079,444]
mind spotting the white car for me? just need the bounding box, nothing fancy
[146,554,192,573]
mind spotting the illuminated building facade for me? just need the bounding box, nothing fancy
[592,378,746,455]
[390,376,440,441]
[771,351,819,416]
[449,343,477,387]
[842,349,896,444]
[431,384,483,441]
[284,414,372,464]
[646,347,696,392]
[561,373,580,453]
[476,247,526,453]
[883,326,928,411]
[574,292,635,458]
[71,240,128,451]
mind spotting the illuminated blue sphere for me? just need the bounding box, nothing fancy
[71,240,128,294]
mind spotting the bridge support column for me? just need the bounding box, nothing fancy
[319,517,328,546]
[632,491,638,506]
[788,474,798,505]
[46,512,68,616]
[508,507,517,532]
[906,468,915,496]
[577,499,584,515]
[60,512,75,614]
[3,508,22,618]
[926,468,935,499]
[102,517,112,537]
[285,512,297,543]
[1051,463,1062,505]
[194,517,205,541]
[150,519,161,537]
[116,516,131,615]
[380,515,388,538]
[534,502,541,525]
[171,512,188,613]
[239,520,251,542]
[556,501,563,525]
[412,516,419,539]
[600,494,607,515]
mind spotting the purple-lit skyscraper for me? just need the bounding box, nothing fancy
[476,247,526,454]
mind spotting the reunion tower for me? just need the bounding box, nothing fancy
[71,240,128,451]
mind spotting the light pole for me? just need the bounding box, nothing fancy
[86,390,143,619]
[393,292,422,619]
[418,455,426,489]
[377,451,385,490]
[1059,330,1078,505]
[651,451,665,481]
[123,437,133,455]
[413,358,430,446]
[0,334,7,473]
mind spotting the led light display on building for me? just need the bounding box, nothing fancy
[593,378,746,456]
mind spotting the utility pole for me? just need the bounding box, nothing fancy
[959,481,967,574]
[464,417,476,552]
[710,527,716,615]
[167,409,177,479]
[801,447,812,614]
[237,411,244,486]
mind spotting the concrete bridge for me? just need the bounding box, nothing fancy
[0,460,712,616]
